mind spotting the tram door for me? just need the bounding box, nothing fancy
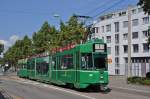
[76,52,80,83]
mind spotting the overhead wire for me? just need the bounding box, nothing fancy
[92,0,125,18]
[84,0,116,15]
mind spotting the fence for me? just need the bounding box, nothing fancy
[125,62,150,77]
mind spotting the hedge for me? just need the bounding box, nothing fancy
[127,76,150,85]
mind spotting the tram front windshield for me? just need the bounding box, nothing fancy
[81,53,106,69]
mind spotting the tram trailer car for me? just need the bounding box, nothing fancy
[17,58,28,78]
[17,39,109,90]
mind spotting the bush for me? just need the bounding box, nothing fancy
[127,76,150,85]
[141,79,150,85]
[146,72,150,79]
[127,76,143,84]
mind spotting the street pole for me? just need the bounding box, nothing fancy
[127,5,132,78]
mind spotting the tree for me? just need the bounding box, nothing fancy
[32,21,58,53]
[0,43,4,55]
[138,0,150,44]
[3,35,32,70]
[21,35,32,57]
[138,0,150,14]
[3,16,87,68]
[59,15,87,46]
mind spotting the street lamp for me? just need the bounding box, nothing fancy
[53,14,60,18]
[53,14,61,30]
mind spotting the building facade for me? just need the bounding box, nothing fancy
[91,6,150,76]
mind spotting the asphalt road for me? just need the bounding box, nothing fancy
[0,75,150,99]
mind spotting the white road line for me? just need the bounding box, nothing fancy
[42,84,96,99]
[111,86,150,94]
[15,79,96,99]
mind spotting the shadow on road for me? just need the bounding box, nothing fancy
[52,83,112,94]
[0,91,6,99]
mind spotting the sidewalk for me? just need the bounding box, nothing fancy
[109,76,150,96]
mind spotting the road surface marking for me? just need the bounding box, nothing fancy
[16,80,96,99]
[42,84,96,99]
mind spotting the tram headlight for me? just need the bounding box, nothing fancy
[100,76,103,79]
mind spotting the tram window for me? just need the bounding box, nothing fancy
[58,57,62,69]
[30,60,35,70]
[61,55,73,69]
[81,53,93,69]
[94,56,106,69]
[27,62,30,69]
[36,62,49,74]
[24,64,27,69]
[52,57,56,69]
[41,62,49,74]
[28,59,34,70]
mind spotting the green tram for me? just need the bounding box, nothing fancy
[17,39,109,90]
[17,58,28,78]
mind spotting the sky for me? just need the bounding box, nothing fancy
[0,0,138,49]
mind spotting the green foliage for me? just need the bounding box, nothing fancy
[141,79,150,85]
[138,0,150,45]
[138,0,150,15]
[59,15,86,45]
[0,43,4,55]
[128,76,150,85]
[3,15,86,67]
[3,35,32,67]
[32,21,59,53]
[148,34,150,44]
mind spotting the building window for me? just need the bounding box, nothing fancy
[115,34,119,43]
[102,36,104,40]
[114,22,119,32]
[132,32,138,39]
[102,26,104,33]
[115,46,119,55]
[115,69,120,75]
[143,30,150,38]
[94,27,99,33]
[115,57,119,63]
[107,47,111,54]
[123,33,128,40]
[123,21,128,28]
[115,57,119,67]
[123,45,128,53]
[132,9,136,14]
[133,44,139,53]
[138,8,143,13]
[132,19,138,26]
[143,17,149,24]
[119,11,126,16]
[92,28,95,33]
[106,24,111,32]
[124,58,128,63]
[106,36,111,43]
[143,43,149,52]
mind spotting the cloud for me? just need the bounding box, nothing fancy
[9,35,20,44]
[0,40,8,45]
[0,35,20,52]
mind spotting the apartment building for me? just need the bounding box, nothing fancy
[91,6,150,76]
